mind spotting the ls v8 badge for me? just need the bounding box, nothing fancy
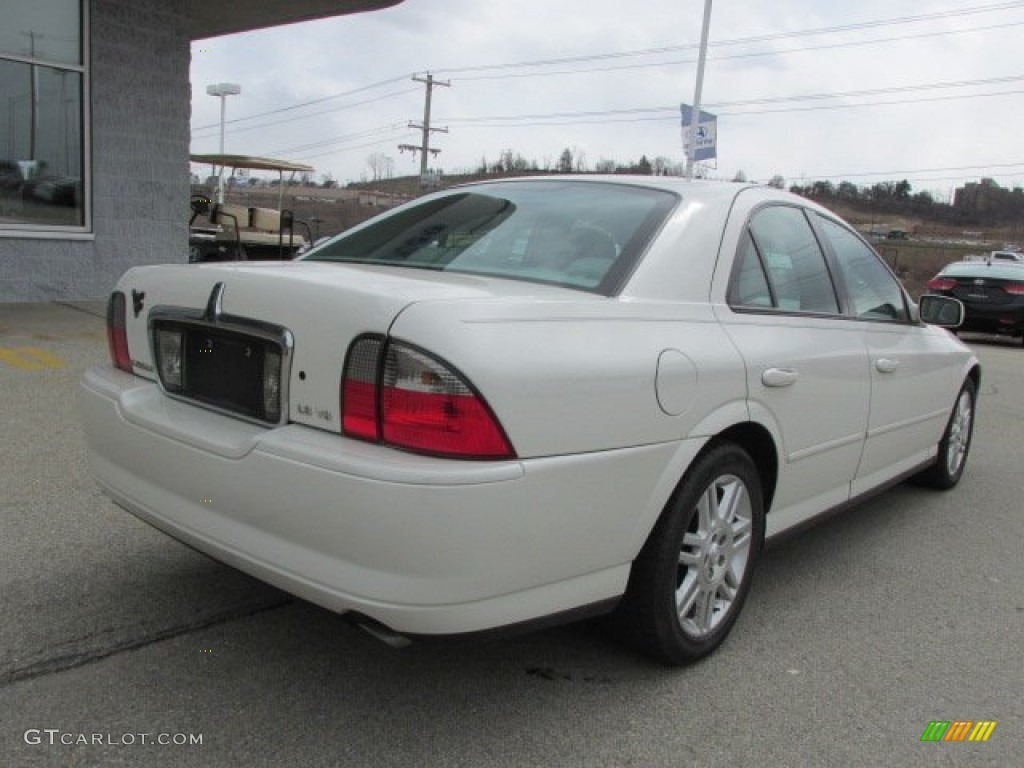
[296,403,333,422]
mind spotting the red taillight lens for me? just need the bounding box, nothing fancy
[341,336,383,440]
[106,291,132,372]
[1004,283,1024,295]
[381,344,513,458]
[927,277,956,292]
[341,337,514,460]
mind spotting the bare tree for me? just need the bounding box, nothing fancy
[558,148,574,173]
[652,156,675,176]
[366,152,391,182]
[572,146,587,173]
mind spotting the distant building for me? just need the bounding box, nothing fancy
[954,178,1003,214]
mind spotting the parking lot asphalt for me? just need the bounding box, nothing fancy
[1,302,1021,767]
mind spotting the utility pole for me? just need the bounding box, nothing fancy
[24,31,39,162]
[399,73,449,187]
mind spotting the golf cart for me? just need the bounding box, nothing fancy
[189,154,315,262]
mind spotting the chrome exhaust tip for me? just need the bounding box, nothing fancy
[347,614,412,649]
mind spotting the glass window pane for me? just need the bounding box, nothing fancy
[0,0,81,66]
[729,234,773,307]
[749,206,839,314]
[816,215,908,322]
[0,60,84,227]
[306,181,676,294]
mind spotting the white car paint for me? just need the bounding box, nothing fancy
[79,177,978,643]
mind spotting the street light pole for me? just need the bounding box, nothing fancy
[205,82,241,203]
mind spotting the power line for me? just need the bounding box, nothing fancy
[433,1,1024,76]
[775,161,1024,181]
[190,88,419,139]
[189,74,413,133]
[439,76,1024,126]
[449,19,1024,82]
[256,125,412,158]
[288,133,420,163]
[189,2,1024,134]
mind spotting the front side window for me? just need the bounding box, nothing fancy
[814,214,908,322]
[304,181,677,295]
[730,205,840,314]
[1,0,86,232]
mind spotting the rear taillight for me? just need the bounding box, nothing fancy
[1004,283,1024,295]
[927,277,956,292]
[341,336,383,440]
[341,336,514,460]
[106,291,132,372]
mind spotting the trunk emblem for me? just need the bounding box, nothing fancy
[131,289,145,317]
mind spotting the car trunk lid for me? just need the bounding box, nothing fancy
[115,260,583,432]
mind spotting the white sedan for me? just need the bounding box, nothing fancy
[80,177,978,664]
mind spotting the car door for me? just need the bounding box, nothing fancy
[811,213,959,494]
[718,204,870,535]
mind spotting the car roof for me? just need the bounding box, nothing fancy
[449,174,767,204]
[942,260,1024,279]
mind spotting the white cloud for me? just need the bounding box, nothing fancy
[190,0,1024,191]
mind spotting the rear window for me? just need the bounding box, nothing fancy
[303,181,677,295]
[942,262,1024,281]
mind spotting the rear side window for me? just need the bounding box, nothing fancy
[729,206,840,314]
[304,181,676,295]
[814,214,908,322]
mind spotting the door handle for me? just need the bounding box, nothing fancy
[762,367,798,387]
[875,358,900,373]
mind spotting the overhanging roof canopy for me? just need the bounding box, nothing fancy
[190,0,404,40]
[190,154,315,173]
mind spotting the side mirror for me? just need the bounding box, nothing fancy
[918,294,964,328]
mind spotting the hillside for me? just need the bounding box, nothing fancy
[216,174,1019,298]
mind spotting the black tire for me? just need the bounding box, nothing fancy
[912,378,976,490]
[611,442,765,665]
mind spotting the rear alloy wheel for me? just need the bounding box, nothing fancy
[913,378,976,490]
[613,443,765,665]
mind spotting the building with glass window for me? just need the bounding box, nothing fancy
[0,0,400,302]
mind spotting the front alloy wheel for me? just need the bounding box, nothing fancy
[913,378,976,490]
[613,442,765,665]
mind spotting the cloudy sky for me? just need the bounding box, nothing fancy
[189,0,1024,199]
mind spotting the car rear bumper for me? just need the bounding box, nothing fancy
[960,303,1024,335]
[79,366,695,635]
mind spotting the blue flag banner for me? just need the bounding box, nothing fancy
[680,105,717,162]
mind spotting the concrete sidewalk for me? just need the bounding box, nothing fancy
[0,301,107,340]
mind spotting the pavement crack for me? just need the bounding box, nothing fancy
[1,597,292,687]
[54,300,105,319]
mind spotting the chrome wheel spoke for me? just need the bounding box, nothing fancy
[718,577,737,603]
[696,589,717,632]
[731,517,752,543]
[716,479,743,523]
[675,471,755,639]
[682,532,704,550]
[679,549,701,568]
[676,575,700,617]
[945,393,973,475]
[696,487,715,531]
